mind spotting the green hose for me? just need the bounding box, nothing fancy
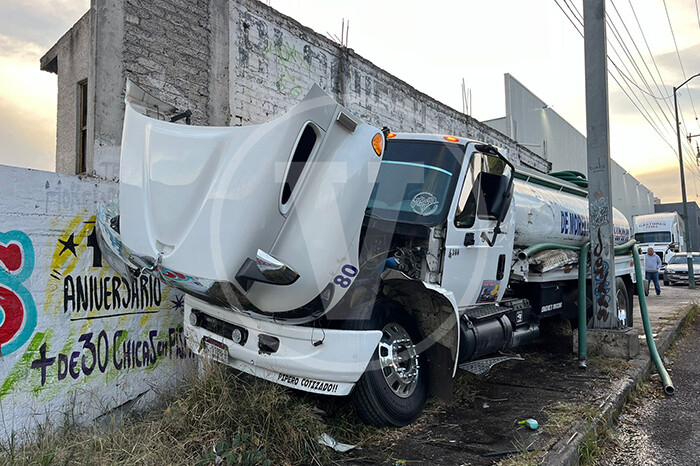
[577,243,590,368]
[517,242,590,368]
[630,245,675,395]
[522,240,675,395]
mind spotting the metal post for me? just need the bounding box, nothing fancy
[673,85,696,288]
[584,0,619,329]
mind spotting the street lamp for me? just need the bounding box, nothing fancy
[673,72,700,289]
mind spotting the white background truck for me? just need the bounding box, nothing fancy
[99,84,636,427]
[633,212,685,264]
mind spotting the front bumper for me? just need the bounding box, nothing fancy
[183,295,382,396]
[666,273,700,285]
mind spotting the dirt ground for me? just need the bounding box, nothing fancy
[339,324,624,465]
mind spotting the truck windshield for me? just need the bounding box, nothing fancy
[366,140,464,226]
[635,232,671,243]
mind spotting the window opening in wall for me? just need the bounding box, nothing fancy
[77,80,88,174]
[281,124,318,206]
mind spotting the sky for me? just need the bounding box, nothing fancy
[0,0,699,203]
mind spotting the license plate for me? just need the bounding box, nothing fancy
[202,336,229,363]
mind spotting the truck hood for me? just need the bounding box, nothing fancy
[98,82,384,322]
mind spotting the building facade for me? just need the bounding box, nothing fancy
[41,0,552,181]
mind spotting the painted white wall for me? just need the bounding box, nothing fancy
[0,164,194,440]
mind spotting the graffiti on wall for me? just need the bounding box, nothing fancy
[0,210,191,409]
[265,40,309,98]
[0,230,37,356]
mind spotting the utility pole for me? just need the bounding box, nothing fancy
[673,73,700,289]
[584,0,619,329]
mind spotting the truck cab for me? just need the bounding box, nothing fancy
[633,212,685,264]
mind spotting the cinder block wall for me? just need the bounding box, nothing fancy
[228,0,549,171]
[0,165,194,440]
[88,0,549,177]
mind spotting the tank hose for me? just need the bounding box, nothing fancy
[549,170,589,188]
[520,240,674,394]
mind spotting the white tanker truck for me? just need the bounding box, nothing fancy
[98,84,636,427]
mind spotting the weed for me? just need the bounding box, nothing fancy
[0,365,358,465]
[587,356,631,378]
[542,401,599,436]
[579,421,615,465]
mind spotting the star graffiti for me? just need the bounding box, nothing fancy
[171,294,185,311]
[58,233,79,257]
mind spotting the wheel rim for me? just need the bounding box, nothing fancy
[377,322,420,398]
[616,286,628,316]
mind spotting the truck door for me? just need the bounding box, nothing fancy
[441,148,516,308]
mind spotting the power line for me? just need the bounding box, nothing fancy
[662,0,700,131]
[606,1,698,159]
[621,0,700,161]
[553,0,700,182]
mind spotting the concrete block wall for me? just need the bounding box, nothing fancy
[123,0,211,124]
[229,0,549,172]
[83,0,548,177]
[0,165,194,440]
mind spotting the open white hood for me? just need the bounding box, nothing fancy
[98,82,384,322]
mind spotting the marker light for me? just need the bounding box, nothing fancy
[444,136,460,143]
[372,133,383,156]
[387,132,397,139]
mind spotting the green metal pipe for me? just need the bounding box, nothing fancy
[577,243,590,368]
[631,245,675,395]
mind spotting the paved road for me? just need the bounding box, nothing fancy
[607,285,700,465]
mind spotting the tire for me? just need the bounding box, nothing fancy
[616,277,633,326]
[345,300,428,427]
[664,279,670,286]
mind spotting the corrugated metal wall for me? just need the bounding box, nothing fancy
[485,74,654,224]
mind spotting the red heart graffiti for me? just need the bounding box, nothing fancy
[0,243,22,274]
[0,284,23,346]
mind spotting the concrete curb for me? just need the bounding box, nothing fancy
[543,303,696,465]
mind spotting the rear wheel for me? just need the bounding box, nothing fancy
[616,277,633,326]
[347,301,427,427]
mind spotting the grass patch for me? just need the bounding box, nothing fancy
[542,401,599,436]
[587,355,631,378]
[578,421,614,464]
[0,364,379,466]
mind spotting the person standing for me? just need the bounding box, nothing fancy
[645,247,663,296]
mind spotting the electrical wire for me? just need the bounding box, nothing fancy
[662,0,700,131]
[553,0,700,185]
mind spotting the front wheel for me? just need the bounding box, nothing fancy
[347,302,427,427]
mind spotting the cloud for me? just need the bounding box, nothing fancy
[0,34,57,171]
[633,163,700,204]
[0,0,89,49]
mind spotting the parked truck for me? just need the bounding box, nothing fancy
[98,83,635,427]
[633,212,684,264]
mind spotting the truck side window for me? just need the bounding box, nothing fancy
[454,153,512,228]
